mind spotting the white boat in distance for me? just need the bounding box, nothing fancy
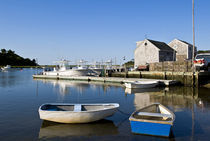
[1,65,11,71]
[43,60,97,76]
[39,103,119,123]
[124,80,159,89]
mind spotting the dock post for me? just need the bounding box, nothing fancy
[194,72,199,87]
[192,72,195,87]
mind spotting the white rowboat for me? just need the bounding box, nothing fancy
[124,80,159,89]
[39,103,119,123]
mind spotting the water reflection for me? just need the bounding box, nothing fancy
[2,69,210,141]
[40,79,90,95]
[125,87,199,111]
[39,120,118,140]
[0,70,21,87]
[126,86,204,138]
[125,87,165,95]
[0,68,40,87]
[34,78,124,95]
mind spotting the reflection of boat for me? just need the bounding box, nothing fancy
[1,65,11,71]
[43,60,97,76]
[39,103,119,123]
[129,103,175,137]
[124,80,159,89]
[125,87,164,94]
[39,120,118,139]
[42,79,90,95]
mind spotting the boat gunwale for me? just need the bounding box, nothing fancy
[129,103,175,125]
[124,81,159,89]
[132,80,159,84]
[39,103,120,113]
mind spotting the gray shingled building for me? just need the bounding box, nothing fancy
[168,39,197,61]
[134,39,175,68]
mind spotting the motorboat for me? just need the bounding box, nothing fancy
[39,103,119,123]
[43,60,97,76]
[89,61,103,76]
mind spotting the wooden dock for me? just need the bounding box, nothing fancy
[110,71,210,87]
[32,75,178,86]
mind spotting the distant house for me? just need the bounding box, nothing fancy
[134,39,175,68]
[168,39,197,61]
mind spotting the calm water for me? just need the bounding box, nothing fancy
[0,69,210,141]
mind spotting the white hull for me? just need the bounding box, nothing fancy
[1,65,11,71]
[43,69,96,76]
[39,103,119,123]
[90,68,102,75]
[124,80,159,89]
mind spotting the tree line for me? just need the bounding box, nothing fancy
[0,49,38,66]
[197,50,210,54]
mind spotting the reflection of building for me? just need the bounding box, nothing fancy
[134,93,150,110]
[149,87,198,112]
[131,86,199,112]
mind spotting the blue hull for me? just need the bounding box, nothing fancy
[130,120,172,137]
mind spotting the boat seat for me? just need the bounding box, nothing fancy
[137,112,172,119]
[74,104,82,112]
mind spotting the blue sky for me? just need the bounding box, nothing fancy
[0,0,209,65]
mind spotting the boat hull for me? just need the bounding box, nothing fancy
[39,103,119,123]
[125,81,158,89]
[43,69,95,76]
[130,120,172,137]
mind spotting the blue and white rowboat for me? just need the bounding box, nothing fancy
[129,103,175,137]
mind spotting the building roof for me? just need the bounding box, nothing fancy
[176,39,193,46]
[147,39,175,52]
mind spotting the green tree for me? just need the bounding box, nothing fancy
[0,49,38,66]
[1,49,7,54]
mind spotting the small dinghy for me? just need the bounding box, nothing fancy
[124,80,159,89]
[129,103,175,137]
[39,103,119,123]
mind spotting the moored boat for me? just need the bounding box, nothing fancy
[124,80,159,89]
[43,59,97,76]
[129,103,175,137]
[1,65,11,71]
[39,103,119,123]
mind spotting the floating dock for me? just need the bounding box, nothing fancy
[32,75,178,86]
